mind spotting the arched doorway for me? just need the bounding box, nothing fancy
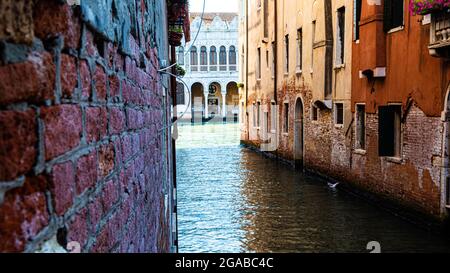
[191,82,204,123]
[294,98,304,169]
[226,82,239,122]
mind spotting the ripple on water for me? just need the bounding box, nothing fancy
[177,123,450,253]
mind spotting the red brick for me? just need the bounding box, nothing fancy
[84,30,98,57]
[34,1,81,49]
[76,150,98,195]
[0,176,49,252]
[101,178,119,212]
[86,107,107,143]
[88,197,102,233]
[60,54,77,98]
[42,105,82,160]
[0,109,37,181]
[67,208,89,249]
[98,143,115,177]
[79,60,91,100]
[94,66,107,102]
[0,52,55,105]
[50,162,75,216]
[109,74,120,99]
[109,107,126,135]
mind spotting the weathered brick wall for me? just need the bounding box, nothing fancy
[0,0,174,252]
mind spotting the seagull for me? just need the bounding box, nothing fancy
[327,182,339,189]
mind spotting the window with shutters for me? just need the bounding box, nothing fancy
[354,0,362,40]
[219,46,227,71]
[356,104,366,150]
[384,0,404,32]
[284,35,289,74]
[200,46,208,71]
[229,46,237,71]
[336,7,346,65]
[378,105,402,157]
[190,46,198,71]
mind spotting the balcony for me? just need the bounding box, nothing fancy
[429,11,450,57]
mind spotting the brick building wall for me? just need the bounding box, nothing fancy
[0,0,175,252]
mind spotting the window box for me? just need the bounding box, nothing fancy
[410,0,450,16]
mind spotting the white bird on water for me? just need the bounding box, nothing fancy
[327,182,339,189]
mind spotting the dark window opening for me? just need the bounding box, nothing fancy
[378,105,402,157]
[384,0,404,32]
[257,102,261,127]
[354,0,362,40]
[335,103,344,125]
[257,48,261,79]
[311,105,318,121]
[284,103,289,133]
[284,35,289,73]
[446,177,450,207]
[297,28,303,71]
[356,104,366,150]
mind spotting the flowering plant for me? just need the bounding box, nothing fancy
[410,0,450,15]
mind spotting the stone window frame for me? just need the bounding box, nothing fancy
[296,27,303,74]
[378,103,403,163]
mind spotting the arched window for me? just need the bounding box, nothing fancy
[177,46,184,65]
[200,46,207,71]
[210,46,217,71]
[219,46,227,71]
[229,46,237,71]
[190,46,198,71]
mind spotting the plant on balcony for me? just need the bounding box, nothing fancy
[168,25,183,46]
[410,0,450,15]
[175,64,186,77]
[237,83,245,88]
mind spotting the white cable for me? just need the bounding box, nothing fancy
[158,70,192,133]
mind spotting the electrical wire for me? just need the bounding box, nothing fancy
[158,70,192,133]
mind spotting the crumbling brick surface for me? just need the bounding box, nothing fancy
[0,1,173,253]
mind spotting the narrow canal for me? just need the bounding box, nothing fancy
[176,123,450,253]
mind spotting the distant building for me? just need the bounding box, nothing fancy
[176,13,240,122]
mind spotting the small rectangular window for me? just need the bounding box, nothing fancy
[336,7,346,65]
[354,0,362,40]
[257,102,261,127]
[284,35,289,74]
[284,103,289,133]
[356,104,366,150]
[263,0,269,38]
[378,105,402,157]
[253,103,257,127]
[384,0,404,31]
[265,112,270,133]
[311,21,316,71]
[271,42,275,77]
[311,105,318,121]
[335,103,344,125]
[297,28,303,71]
[271,102,276,132]
[257,48,261,79]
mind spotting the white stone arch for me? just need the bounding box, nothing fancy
[440,83,450,215]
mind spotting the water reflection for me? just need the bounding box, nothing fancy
[176,123,450,253]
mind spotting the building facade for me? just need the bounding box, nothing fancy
[176,13,240,122]
[240,0,450,222]
[0,0,188,252]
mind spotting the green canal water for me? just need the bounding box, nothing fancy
[176,123,450,253]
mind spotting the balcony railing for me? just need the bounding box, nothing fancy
[429,11,450,57]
